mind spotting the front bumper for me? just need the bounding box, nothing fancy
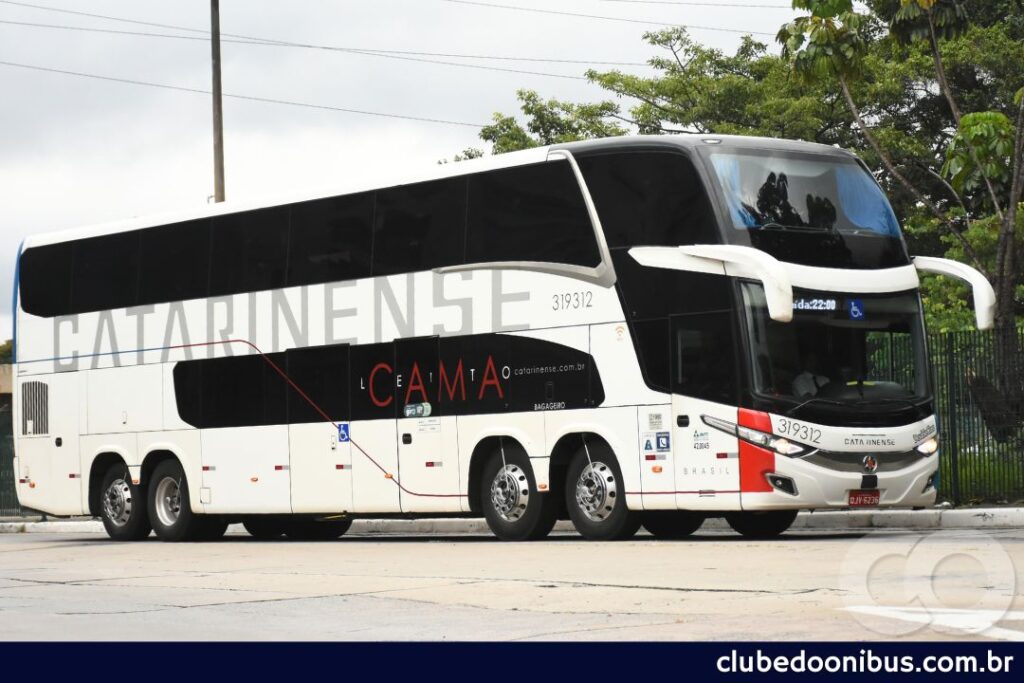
[740,450,938,510]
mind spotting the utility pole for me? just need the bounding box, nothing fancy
[210,0,226,202]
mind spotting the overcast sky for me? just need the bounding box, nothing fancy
[0,0,798,341]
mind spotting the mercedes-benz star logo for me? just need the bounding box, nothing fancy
[862,455,878,473]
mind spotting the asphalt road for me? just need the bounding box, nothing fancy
[1,528,1022,641]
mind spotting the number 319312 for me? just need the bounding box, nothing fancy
[552,291,593,311]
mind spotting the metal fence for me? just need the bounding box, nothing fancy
[0,410,18,516]
[0,328,1022,514]
[929,328,1024,505]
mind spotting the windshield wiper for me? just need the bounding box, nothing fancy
[753,221,818,233]
[787,395,926,416]
[786,397,849,415]
[754,221,838,235]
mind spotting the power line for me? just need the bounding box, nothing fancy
[0,59,488,128]
[0,19,592,80]
[437,0,776,35]
[0,1,647,66]
[597,0,790,7]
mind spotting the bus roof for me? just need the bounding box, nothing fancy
[21,134,854,250]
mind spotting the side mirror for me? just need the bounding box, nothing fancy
[912,256,995,330]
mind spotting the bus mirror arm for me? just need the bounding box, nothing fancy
[628,245,794,323]
[912,256,995,330]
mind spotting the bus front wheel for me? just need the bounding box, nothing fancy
[565,447,640,541]
[725,510,798,538]
[641,511,704,539]
[480,444,556,541]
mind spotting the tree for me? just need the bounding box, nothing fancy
[469,1,1024,335]
[0,340,10,365]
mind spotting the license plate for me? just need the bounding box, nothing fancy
[848,489,880,507]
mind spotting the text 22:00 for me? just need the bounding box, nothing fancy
[552,292,593,311]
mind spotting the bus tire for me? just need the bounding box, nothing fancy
[147,459,204,542]
[243,518,287,540]
[195,517,229,541]
[481,445,556,541]
[99,464,152,541]
[565,446,640,541]
[641,511,704,539]
[725,510,798,538]
[283,518,352,540]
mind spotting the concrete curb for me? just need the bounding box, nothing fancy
[1,508,1021,535]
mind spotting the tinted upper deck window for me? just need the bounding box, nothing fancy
[372,177,466,276]
[209,207,289,296]
[139,219,211,304]
[467,161,599,266]
[71,231,141,314]
[578,150,718,248]
[19,242,73,317]
[288,193,373,286]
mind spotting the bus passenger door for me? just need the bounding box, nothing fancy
[16,372,83,515]
[395,337,459,513]
[670,313,742,511]
[286,345,353,514]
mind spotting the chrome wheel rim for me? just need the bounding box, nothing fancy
[154,476,181,527]
[575,461,617,522]
[490,464,529,522]
[102,478,133,527]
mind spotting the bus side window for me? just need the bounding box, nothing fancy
[372,177,467,276]
[19,242,73,318]
[466,160,599,267]
[578,150,718,248]
[71,231,141,314]
[139,219,211,305]
[671,312,737,405]
[209,207,289,296]
[286,344,351,424]
[288,193,373,287]
[633,318,670,393]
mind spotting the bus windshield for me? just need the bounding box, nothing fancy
[709,150,900,238]
[740,285,929,410]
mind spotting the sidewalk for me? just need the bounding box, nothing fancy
[1,507,1021,534]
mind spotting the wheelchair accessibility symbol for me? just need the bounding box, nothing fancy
[337,423,350,442]
[848,299,865,320]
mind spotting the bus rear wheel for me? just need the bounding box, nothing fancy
[283,518,352,540]
[147,459,214,542]
[725,510,798,538]
[641,511,704,539]
[99,465,151,541]
[565,447,640,541]
[243,518,287,540]
[481,444,556,541]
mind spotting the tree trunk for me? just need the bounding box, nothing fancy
[838,77,989,274]
[989,91,1024,436]
[926,10,1004,220]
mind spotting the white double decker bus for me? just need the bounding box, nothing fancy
[12,135,993,542]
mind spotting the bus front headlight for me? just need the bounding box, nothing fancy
[915,436,939,455]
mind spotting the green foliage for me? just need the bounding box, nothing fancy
[438,147,484,164]
[468,3,1024,329]
[0,340,10,365]
[777,5,874,82]
[890,0,969,43]
[942,111,1015,202]
[479,89,625,154]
